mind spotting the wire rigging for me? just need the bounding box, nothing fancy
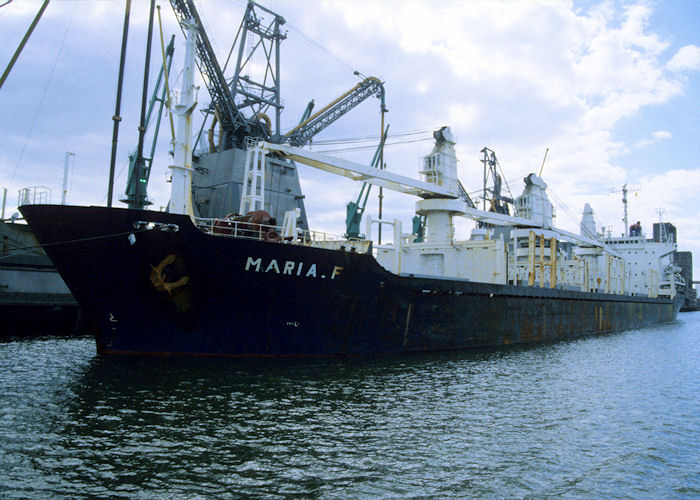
[101,157,131,205]
[312,129,434,146]
[316,136,433,155]
[9,1,77,186]
[547,188,579,227]
[285,22,356,76]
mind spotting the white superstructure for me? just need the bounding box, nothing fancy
[249,127,681,299]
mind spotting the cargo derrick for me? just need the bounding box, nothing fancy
[474,147,513,229]
[168,0,293,223]
[278,77,386,238]
[168,0,392,239]
[169,0,284,149]
[170,0,387,150]
[345,125,389,239]
[122,35,176,210]
[480,147,513,215]
[280,77,386,147]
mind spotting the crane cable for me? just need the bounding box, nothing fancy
[8,1,75,187]
[317,136,434,154]
[156,5,176,144]
[286,22,356,76]
[312,129,434,145]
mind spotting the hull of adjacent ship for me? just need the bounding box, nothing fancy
[1,221,80,336]
[20,205,683,356]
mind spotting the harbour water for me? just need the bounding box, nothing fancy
[1,314,699,498]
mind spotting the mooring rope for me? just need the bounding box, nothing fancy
[0,228,151,261]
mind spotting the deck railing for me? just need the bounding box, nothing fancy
[195,217,335,245]
[194,217,372,254]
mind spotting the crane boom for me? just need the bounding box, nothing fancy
[254,142,614,253]
[169,0,249,136]
[282,77,385,147]
[170,1,378,149]
[260,142,455,198]
[345,125,389,238]
[122,35,175,209]
[457,181,476,208]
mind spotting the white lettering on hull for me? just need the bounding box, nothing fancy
[306,264,316,278]
[244,257,344,280]
[265,260,280,273]
[245,257,262,272]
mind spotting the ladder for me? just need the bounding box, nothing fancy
[239,139,267,214]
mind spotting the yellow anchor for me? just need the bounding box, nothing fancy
[150,254,189,295]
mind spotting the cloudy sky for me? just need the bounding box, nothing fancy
[2,0,699,278]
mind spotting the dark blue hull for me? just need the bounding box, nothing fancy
[20,205,684,356]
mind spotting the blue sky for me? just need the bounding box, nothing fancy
[608,0,700,178]
[1,0,699,278]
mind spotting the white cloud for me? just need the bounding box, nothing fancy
[652,130,672,140]
[290,0,700,274]
[2,0,700,275]
[666,45,700,72]
[637,169,700,229]
[636,129,672,147]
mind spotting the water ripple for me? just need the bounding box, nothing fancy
[1,314,699,498]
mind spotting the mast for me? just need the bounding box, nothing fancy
[107,0,132,208]
[168,19,197,216]
[132,0,156,210]
[378,102,386,245]
[0,0,50,90]
[611,184,639,237]
[62,152,74,205]
[622,184,628,237]
[122,35,175,209]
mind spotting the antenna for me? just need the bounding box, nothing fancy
[656,208,669,242]
[610,184,640,236]
[538,147,549,176]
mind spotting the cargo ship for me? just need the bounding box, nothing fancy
[19,1,684,356]
[0,217,79,335]
[19,124,685,355]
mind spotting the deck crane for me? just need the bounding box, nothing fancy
[169,0,285,148]
[345,125,389,238]
[165,0,390,228]
[257,143,456,198]
[280,77,386,147]
[254,141,613,251]
[121,35,175,210]
[283,76,387,237]
[410,128,475,241]
[480,147,513,215]
[170,0,382,151]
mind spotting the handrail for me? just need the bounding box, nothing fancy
[194,217,342,246]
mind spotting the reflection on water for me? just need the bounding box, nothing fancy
[1,314,699,497]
